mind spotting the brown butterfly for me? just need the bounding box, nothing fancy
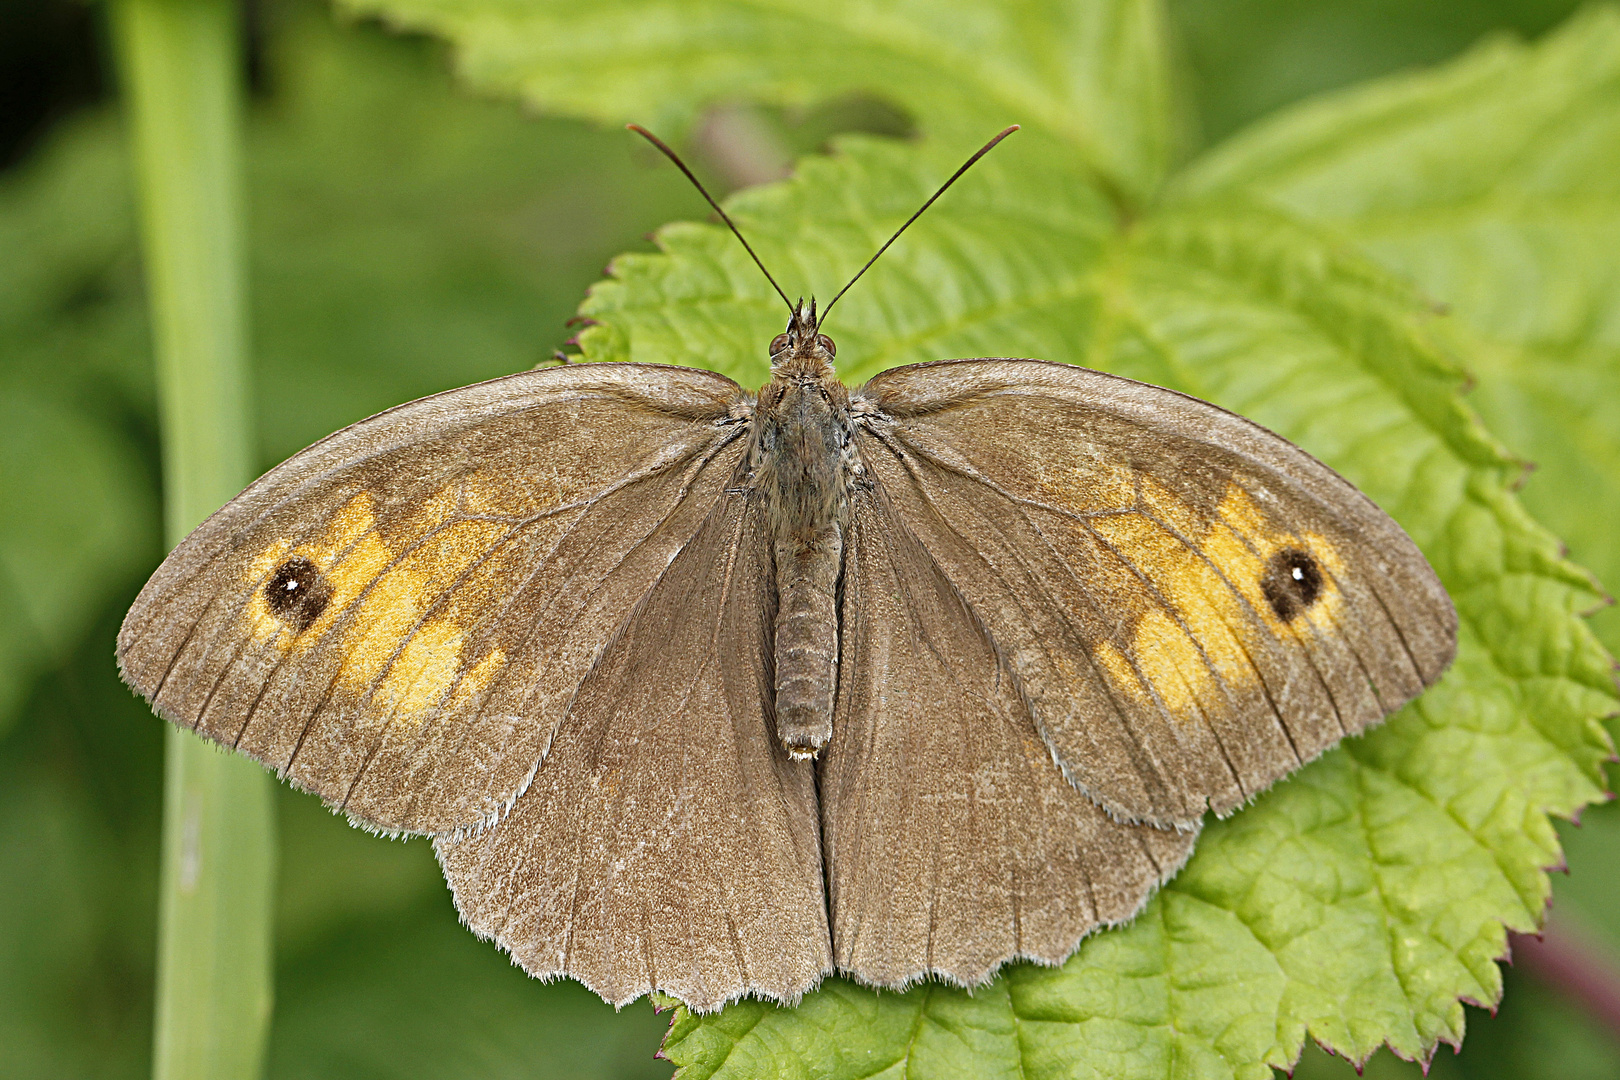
[118,126,1456,1013]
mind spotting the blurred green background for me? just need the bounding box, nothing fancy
[1,0,1616,1077]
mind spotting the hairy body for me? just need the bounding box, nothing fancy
[749,301,861,757]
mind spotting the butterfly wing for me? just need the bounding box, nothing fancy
[820,483,1198,988]
[434,487,830,1012]
[852,358,1456,830]
[118,363,753,835]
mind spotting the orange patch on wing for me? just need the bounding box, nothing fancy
[241,488,511,727]
[1088,511,1264,717]
[1081,478,1348,723]
[1132,609,1220,721]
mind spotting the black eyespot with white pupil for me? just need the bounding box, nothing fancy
[1261,548,1324,621]
[265,555,333,632]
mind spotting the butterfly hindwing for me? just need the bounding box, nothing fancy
[820,484,1198,989]
[853,358,1456,830]
[117,364,751,835]
[435,486,831,1011]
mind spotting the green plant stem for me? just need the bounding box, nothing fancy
[111,1,276,1077]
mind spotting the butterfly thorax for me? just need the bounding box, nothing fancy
[753,302,857,759]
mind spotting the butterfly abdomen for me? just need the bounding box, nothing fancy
[773,528,842,758]
[754,378,856,758]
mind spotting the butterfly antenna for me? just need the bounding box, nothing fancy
[628,124,796,316]
[818,125,1019,327]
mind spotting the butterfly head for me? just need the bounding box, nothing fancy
[769,298,837,377]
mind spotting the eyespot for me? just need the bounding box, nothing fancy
[1261,548,1324,621]
[770,333,791,355]
[265,555,334,632]
[817,334,836,356]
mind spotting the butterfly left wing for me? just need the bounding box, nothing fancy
[851,358,1456,831]
[118,363,753,835]
[435,488,831,1012]
[819,483,1198,989]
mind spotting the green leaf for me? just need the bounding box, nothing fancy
[1173,5,1620,653]
[576,130,1616,1077]
[336,0,1175,207]
[1164,0,1587,148]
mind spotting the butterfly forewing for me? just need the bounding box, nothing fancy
[435,486,831,1011]
[852,359,1456,830]
[821,487,1198,988]
[117,364,752,835]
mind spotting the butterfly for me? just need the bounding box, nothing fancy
[118,126,1456,1013]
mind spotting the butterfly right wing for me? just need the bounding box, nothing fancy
[851,358,1455,830]
[118,363,751,836]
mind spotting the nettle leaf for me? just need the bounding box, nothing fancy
[1173,6,1620,653]
[336,0,1173,206]
[581,135,1616,1080]
[332,1,1620,1076]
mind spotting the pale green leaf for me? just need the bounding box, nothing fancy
[576,126,1616,1079]
[1173,5,1620,651]
[1164,0,1586,147]
[336,0,1174,206]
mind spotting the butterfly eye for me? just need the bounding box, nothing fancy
[770,334,791,355]
[817,335,836,356]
